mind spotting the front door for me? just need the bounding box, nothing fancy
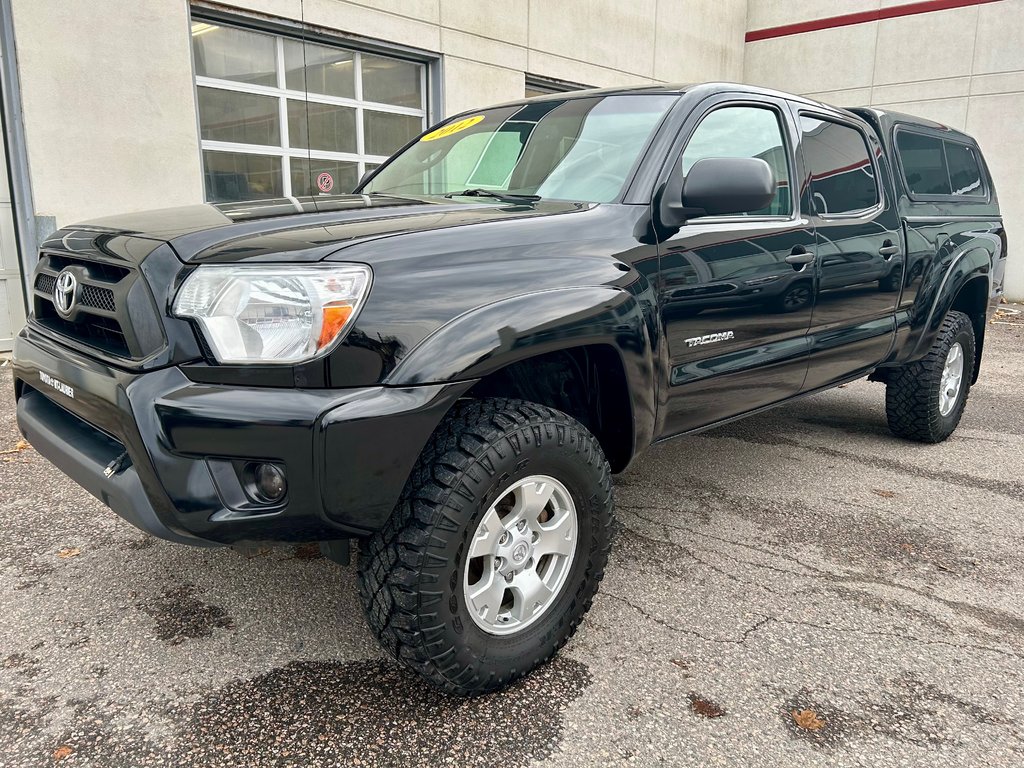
[795,111,903,390]
[659,97,816,436]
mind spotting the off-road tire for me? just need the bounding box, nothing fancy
[358,398,613,696]
[885,310,975,443]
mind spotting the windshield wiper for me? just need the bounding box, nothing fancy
[443,188,541,203]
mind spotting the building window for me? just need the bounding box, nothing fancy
[191,20,428,202]
[524,74,590,99]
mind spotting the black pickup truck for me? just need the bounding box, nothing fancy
[13,83,1006,695]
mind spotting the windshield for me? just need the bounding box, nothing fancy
[363,94,676,203]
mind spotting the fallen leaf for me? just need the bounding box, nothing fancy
[670,658,689,670]
[0,439,30,456]
[872,488,896,498]
[792,708,826,731]
[900,543,915,554]
[57,547,81,559]
[52,745,74,761]
[689,693,726,718]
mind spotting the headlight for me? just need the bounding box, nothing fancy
[172,264,371,364]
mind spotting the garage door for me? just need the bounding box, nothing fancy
[0,69,25,353]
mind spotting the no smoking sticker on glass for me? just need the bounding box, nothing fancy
[317,172,334,193]
[420,115,485,142]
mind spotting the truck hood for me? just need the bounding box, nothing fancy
[74,194,591,264]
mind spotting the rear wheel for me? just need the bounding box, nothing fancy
[885,310,975,443]
[358,398,613,696]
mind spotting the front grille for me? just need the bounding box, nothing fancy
[80,284,116,312]
[34,314,130,357]
[35,273,116,312]
[31,251,160,361]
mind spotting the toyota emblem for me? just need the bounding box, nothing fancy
[53,269,78,317]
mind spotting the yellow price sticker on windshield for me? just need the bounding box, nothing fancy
[420,115,484,142]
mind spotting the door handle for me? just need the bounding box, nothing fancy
[785,250,815,266]
[878,244,901,258]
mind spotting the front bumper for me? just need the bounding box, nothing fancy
[13,328,472,546]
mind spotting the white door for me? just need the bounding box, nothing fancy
[0,88,26,353]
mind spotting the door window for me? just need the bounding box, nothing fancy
[681,106,792,216]
[799,116,879,216]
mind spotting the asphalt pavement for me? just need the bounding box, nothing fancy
[2,316,1023,767]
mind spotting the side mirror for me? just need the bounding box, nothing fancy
[355,168,376,192]
[658,157,777,229]
[683,157,776,217]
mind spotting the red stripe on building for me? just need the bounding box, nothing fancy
[745,0,1003,43]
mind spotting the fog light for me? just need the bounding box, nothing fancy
[251,462,286,503]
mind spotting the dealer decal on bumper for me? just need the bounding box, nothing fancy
[39,371,75,399]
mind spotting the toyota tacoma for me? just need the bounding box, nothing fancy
[13,83,1006,695]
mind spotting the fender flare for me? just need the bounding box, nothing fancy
[384,285,657,458]
[908,245,992,361]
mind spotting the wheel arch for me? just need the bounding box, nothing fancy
[383,286,657,472]
[907,246,992,382]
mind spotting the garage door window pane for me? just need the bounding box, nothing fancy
[203,151,282,202]
[292,158,359,196]
[284,39,355,99]
[362,54,421,108]
[365,110,422,156]
[198,87,280,146]
[192,24,277,87]
[287,100,357,153]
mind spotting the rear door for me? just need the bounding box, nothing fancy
[658,94,816,436]
[795,110,903,390]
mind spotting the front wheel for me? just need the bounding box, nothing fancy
[358,398,613,696]
[885,310,976,443]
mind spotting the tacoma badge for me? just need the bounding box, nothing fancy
[684,331,735,348]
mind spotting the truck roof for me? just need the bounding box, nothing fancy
[849,106,979,147]
[489,81,860,116]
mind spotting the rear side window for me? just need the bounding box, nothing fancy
[944,142,985,197]
[799,116,879,216]
[895,130,986,198]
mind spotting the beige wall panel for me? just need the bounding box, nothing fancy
[872,77,971,105]
[527,0,657,78]
[344,0,439,23]
[801,88,874,107]
[744,22,878,94]
[301,0,441,50]
[442,57,524,116]
[973,0,1024,75]
[971,71,1024,97]
[224,0,303,21]
[965,92,1024,299]
[654,0,746,82]
[526,50,657,89]
[747,0,879,31]
[11,0,203,226]
[440,0,528,46]
[440,28,527,72]
[873,6,978,85]
[873,98,969,129]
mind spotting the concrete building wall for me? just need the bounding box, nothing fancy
[9,0,205,227]
[7,0,748,232]
[744,0,1024,300]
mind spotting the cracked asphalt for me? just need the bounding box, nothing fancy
[2,318,1024,767]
